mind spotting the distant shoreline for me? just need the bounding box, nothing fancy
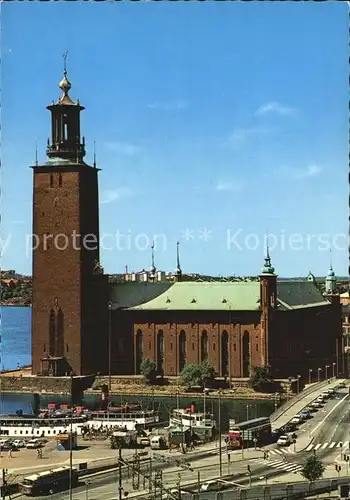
[0,303,31,307]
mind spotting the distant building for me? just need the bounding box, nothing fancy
[31,62,343,380]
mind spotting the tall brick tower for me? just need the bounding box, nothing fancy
[259,243,277,371]
[31,55,107,376]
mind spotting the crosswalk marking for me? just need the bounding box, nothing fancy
[337,441,349,448]
[255,458,303,474]
[305,441,348,452]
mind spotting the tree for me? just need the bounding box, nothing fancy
[300,455,325,484]
[180,364,203,389]
[250,366,274,392]
[140,359,157,384]
[180,362,216,389]
[201,361,216,387]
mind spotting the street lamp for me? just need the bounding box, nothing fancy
[274,393,279,412]
[325,365,330,380]
[108,301,112,392]
[246,404,252,421]
[296,375,301,394]
[317,367,322,383]
[308,369,313,385]
[332,362,336,378]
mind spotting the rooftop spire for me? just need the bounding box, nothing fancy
[261,235,275,275]
[151,241,156,274]
[58,50,74,105]
[176,241,182,274]
[93,141,96,168]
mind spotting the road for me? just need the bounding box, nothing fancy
[15,385,350,499]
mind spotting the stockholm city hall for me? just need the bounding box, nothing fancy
[31,59,343,382]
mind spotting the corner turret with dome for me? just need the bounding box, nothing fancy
[46,51,87,164]
[260,243,276,276]
[325,263,337,295]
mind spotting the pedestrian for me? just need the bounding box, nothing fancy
[8,448,12,459]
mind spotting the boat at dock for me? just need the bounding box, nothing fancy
[86,402,159,431]
[169,403,217,441]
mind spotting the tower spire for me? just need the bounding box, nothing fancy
[58,50,73,105]
[35,139,38,166]
[93,141,96,168]
[260,234,275,275]
[175,241,182,281]
[151,241,156,274]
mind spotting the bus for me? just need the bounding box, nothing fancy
[226,417,272,449]
[19,466,78,496]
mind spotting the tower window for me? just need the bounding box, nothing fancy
[64,123,68,140]
[234,343,237,352]
[59,174,62,187]
[44,344,46,353]
[66,344,69,353]
[50,174,53,187]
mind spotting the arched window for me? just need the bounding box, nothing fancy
[58,174,62,187]
[221,330,229,377]
[135,329,143,375]
[201,330,208,363]
[157,330,164,376]
[49,310,55,356]
[179,330,186,372]
[56,308,64,357]
[242,330,250,377]
[50,174,54,188]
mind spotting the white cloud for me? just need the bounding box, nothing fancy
[104,142,142,156]
[228,127,269,149]
[283,164,322,180]
[216,181,245,192]
[256,101,297,116]
[147,100,188,111]
[100,187,134,204]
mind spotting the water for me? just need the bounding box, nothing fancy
[0,306,31,370]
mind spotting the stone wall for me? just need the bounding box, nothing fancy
[0,375,95,400]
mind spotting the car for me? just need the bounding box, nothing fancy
[26,439,43,449]
[290,416,302,424]
[0,440,13,450]
[277,435,293,446]
[337,382,346,389]
[299,410,312,419]
[311,401,323,409]
[12,440,26,449]
[316,396,325,403]
[281,423,297,433]
[200,481,225,492]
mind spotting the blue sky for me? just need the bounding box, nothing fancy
[1,2,348,277]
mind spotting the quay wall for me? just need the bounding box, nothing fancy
[0,375,95,400]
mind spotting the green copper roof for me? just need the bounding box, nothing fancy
[277,281,329,310]
[126,282,261,311]
[109,279,331,312]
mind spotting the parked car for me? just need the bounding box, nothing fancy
[338,382,346,389]
[277,435,293,447]
[290,416,302,424]
[0,440,13,450]
[12,440,26,449]
[26,439,43,449]
[299,410,312,419]
[311,401,323,409]
[316,396,325,403]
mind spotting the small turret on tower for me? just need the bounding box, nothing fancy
[46,51,86,163]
